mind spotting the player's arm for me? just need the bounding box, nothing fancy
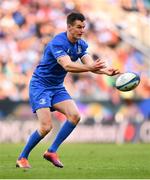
[57,55,106,73]
[81,54,120,76]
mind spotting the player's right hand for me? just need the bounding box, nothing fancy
[89,59,106,72]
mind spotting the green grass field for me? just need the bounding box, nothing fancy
[0,143,150,179]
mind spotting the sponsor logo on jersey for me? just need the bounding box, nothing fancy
[67,49,70,53]
[77,46,82,54]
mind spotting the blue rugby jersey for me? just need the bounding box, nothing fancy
[32,32,88,87]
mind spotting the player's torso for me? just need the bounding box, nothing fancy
[63,41,82,62]
[32,32,87,87]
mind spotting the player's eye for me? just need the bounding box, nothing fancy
[77,26,85,29]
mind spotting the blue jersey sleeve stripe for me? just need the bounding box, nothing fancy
[56,54,69,60]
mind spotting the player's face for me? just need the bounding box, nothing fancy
[68,20,86,41]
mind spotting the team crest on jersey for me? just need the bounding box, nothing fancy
[67,49,70,53]
[77,46,82,54]
[39,98,46,105]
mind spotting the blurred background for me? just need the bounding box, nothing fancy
[0,0,150,144]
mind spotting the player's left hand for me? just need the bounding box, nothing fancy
[104,68,120,76]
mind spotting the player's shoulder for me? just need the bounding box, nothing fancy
[78,38,88,47]
[50,32,67,46]
[78,39,88,48]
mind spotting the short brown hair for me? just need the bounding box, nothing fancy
[67,12,85,25]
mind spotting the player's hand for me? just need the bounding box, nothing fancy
[89,58,106,72]
[103,68,120,76]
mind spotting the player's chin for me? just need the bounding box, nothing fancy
[76,35,82,39]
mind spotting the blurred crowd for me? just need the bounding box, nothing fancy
[120,0,150,16]
[0,0,150,103]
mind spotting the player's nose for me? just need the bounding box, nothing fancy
[81,27,85,33]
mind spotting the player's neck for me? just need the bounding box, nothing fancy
[67,32,77,44]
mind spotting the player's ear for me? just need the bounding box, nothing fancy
[67,24,72,30]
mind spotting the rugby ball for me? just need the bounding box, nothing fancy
[115,72,140,92]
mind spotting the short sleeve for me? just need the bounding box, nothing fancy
[50,44,67,59]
